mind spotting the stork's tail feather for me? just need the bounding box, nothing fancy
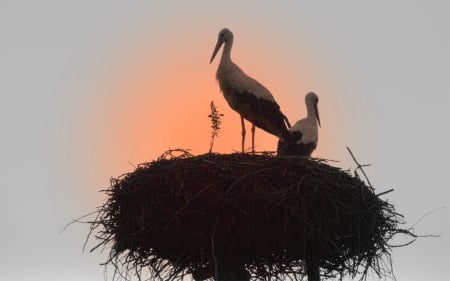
[279,112,291,141]
[282,113,291,128]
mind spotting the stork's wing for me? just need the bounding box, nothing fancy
[237,90,290,139]
[290,131,303,143]
[227,66,276,102]
[277,131,317,157]
[220,64,290,138]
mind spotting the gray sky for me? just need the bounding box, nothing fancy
[1,1,449,280]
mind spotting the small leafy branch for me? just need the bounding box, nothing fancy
[208,101,224,153]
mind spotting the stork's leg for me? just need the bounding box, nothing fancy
[251,123,256,153]
[240,115,246,153]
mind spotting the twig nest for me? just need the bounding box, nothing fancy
[90,150,412,280]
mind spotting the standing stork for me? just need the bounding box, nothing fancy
[277,92,320,156]
[210,28,291,153]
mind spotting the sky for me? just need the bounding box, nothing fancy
[0,1,449,280]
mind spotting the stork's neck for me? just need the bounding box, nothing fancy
[220,39,233,64]
[306,103,317,123]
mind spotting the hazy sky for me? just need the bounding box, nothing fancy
[1,1,449,280]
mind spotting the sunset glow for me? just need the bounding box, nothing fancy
[3,2,448,280]
[76,27,354,183]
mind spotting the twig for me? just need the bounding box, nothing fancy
[208,101,224,153]
[376,189,394,197]
[59,211,98,234]
[346,147,373,188]
[411,206,446,229]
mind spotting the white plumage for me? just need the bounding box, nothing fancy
[277,92,320,156]
[210,28,290,152]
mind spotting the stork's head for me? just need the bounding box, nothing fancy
[305,92,321,127]
[210,28,233,63]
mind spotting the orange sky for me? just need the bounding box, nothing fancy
[76,29,355,184]
[3,2,448,280]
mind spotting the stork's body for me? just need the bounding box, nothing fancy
[277,92,320,157]
[210,28,290,152]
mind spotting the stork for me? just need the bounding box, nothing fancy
[277,92,320,156]
[210,28,291,153]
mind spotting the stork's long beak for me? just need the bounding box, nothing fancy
[210,39,223,64]
[314,103,321,127]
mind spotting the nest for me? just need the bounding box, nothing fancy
[89,150,414,281]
